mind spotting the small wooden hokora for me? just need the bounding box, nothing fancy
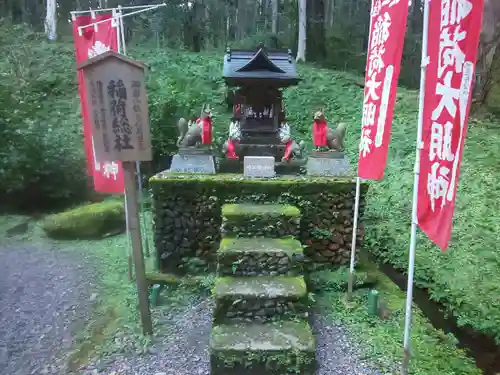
[176,104,213,148]
[312,108,346,152]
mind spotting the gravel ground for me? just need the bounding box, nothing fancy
[0,241,98,375]
[81,296,214,375]
[81,298,385,375]
[0,231,384,375]
[312,313,385,375]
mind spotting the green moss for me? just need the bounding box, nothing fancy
[210,321,315,374]
[222,203,301,218]
[308,267,376,292]
[214,276,307,299]
[210,320,315,358]
[150,172,366,194]
[151,171,369,269]
[40,200,125,240]
[218,237,303,256]
[316,253,482,375]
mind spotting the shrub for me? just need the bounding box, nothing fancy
[40,200,125,240]
[0,21,89,211]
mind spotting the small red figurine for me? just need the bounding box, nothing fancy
[195,104,213,145]
[312,108,328,148]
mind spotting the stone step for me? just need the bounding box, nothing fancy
[217,237,304,277]
[213,276,308,323]
[210,321,316,375]
[221,204,300,238]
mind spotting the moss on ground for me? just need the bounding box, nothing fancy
[150,173,363,194]
[308,267,376,292]
[222,203,301,218]
[315,254,482,375]
[210,320,315,374]
[213,276,307,299]
[40,200,125,240]
[218,237,303,256]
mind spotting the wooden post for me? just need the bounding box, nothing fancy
[123,161,153,335]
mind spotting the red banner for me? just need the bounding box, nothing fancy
[72,14,125,193]
[358,0,410,180]
[417,0,484,250]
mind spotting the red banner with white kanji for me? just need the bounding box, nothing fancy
[417,0,484,251]
[72,14,125,193]
[358,0,410,180]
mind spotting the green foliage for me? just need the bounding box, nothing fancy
[308,267,375,292]
[40,200,125,240]
[139,49,231,161]
[0,21,88,210]
[314,256,481,374]
[284,55,500,345]
[3,21,500,348]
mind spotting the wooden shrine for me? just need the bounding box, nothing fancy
[222,43,302,164]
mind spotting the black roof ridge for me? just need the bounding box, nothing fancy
[236,48,285,73]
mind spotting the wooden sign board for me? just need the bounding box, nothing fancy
[77,51,152,162]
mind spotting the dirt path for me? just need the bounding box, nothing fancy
[0,223,387,375]
[0,240,98,375]
[81,297,385,375]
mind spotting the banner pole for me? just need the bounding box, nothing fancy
[115,8,121,53]
[118,5,127,56]
[347,176,361,300]
[78,4,166,34]
[401,0,430,373]
[71,4,165,16]
[347,0,374,301]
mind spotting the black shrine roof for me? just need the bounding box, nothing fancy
[223,44,301,87]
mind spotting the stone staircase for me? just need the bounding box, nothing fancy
[210,204,316,375]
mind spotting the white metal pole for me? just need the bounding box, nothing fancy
[115,8,122,54]
[401,0,430,373]
[78,3,166,33]
[347,177,361,299]
[71,4,165,16]
[347,0,375,301]
[118,5,127,56]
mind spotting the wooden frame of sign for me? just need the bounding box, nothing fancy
[77,51,153,335]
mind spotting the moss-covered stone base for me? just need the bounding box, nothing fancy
[221,204,301,238]
[210,321,316,375]
[151,173,368,271]
[217,237,304,276]
[213,276,308,323]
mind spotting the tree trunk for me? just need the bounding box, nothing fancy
[296,0,307,62]
[45,0,57,41]
[474,0,500,108]
[306,0,325,61]
[263,0,269,31]
[271,0,278,34]
[324,0,331,28]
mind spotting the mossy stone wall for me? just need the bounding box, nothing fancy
[150,173,368,273]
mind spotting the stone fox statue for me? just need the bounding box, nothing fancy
[176,117,199,147]
[176,105,213,147]
[312,108,346,152]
